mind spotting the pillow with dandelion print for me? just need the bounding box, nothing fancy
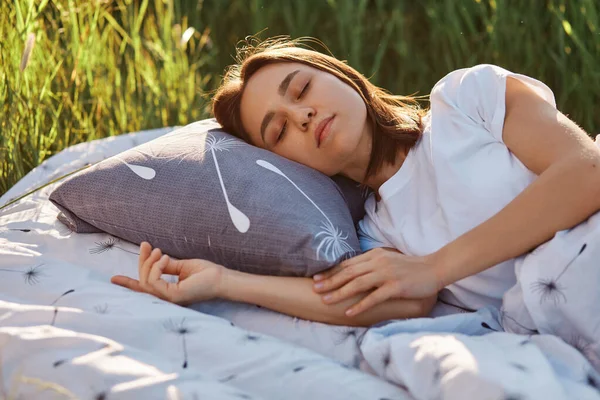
[49,119,369,277]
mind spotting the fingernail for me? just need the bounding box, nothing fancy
[345,309,354,316]
[313,274,323,281]
[323,294,332,302]
[314,282,323,289]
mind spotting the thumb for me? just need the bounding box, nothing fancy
[159,257,186,276]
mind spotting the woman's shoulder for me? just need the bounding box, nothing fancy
[430,64,510,100]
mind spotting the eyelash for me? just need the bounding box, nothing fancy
[277,81,310,143]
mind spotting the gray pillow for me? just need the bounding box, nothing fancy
[49,119,369,277]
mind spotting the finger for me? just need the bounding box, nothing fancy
[138,242,152,271]
[321,273,378,304]
[147,255,173,299]
[159,257,186,277]
[111,275,144,293]
[314,261,371,293]
[148,254,169,283]
[313,251,373,281]
[140,248,162,287]
[345,285,394,317]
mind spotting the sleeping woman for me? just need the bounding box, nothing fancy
[111,37,600,328]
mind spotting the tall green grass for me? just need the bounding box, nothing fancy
[1,0,599,196]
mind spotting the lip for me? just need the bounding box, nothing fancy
[315,115,335,148]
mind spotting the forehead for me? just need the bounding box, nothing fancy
[240,62,309,146]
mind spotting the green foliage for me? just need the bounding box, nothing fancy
[1,0,599,196]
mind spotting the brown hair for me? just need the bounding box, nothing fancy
[211,36,427,182]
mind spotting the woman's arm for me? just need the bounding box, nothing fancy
[220,268,436,327]
[430,77,600,286]
[111,242,437,327]
[310,76,600,317]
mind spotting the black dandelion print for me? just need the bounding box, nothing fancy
[481,322,500,332]
[510,362,528,373]
[381,349,392,369]
[531,243,586,305]
[164,318,193,369]
[500,311,539,335]
[332,327,361,346]
[50,289,75,326]
[95,391,107,400]
[89,237,139,255]
[219,374,236,383]
[93,304,109,314]
[53,359,66,367]
[438,298,476,313]
[0,264,45,285]
[8,228,30,232]
[504,394,524,400]
[519,338,532,346]
[587,373,600,391]
[292,366,305,373]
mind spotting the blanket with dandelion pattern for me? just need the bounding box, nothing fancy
[1,126,600,400]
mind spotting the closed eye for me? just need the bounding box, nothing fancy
[277,120,288,143]
[297,81,310,100]
[277,81,310,144]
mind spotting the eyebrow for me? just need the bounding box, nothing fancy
[260,69,301,145]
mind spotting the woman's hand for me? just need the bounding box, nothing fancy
[312,247,444,317]
[111,242,225,305]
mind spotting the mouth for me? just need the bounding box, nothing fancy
[315,115,335,148]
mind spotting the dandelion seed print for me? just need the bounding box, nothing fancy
[89,237,139,255]
[163,318,194,369]
[93,304,109,314]
[219,374,236,383]
[531,243,586,305]
[53,359,66,368]
[510,363,528,373]
[146,130,250,232]
[332,327,365,346]
[500,310,539,335]
[437,298,476,313]
[256,159,355,261]
[113,155,156,180]
[50,289,75,326]
[586,372,600,391]
[0,264,45,285]
[206,135,250,233]
[481,322,500,332]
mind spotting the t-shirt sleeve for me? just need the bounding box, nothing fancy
[429,64,557,143]
[356,214,393,252]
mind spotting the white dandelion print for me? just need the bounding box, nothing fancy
[256,159,354,262]
[206,135,250,233]
[141,130,250,233]
[113,155,156,180]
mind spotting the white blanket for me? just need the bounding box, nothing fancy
[2,128,599,400]
[0,129,406,400]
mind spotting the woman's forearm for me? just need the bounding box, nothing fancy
[218,269,435,327]
[430,154,600,288]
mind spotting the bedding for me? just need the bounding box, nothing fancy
[0,128,406,400]
[48,119,368,278]
[2,127,600,400]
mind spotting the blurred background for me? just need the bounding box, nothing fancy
[1,0,599,196]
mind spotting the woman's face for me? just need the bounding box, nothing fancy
[239,62,371,176]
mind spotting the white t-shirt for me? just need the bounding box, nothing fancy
[358,64,557,311]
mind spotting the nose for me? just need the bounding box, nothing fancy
[287,104,316,132]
